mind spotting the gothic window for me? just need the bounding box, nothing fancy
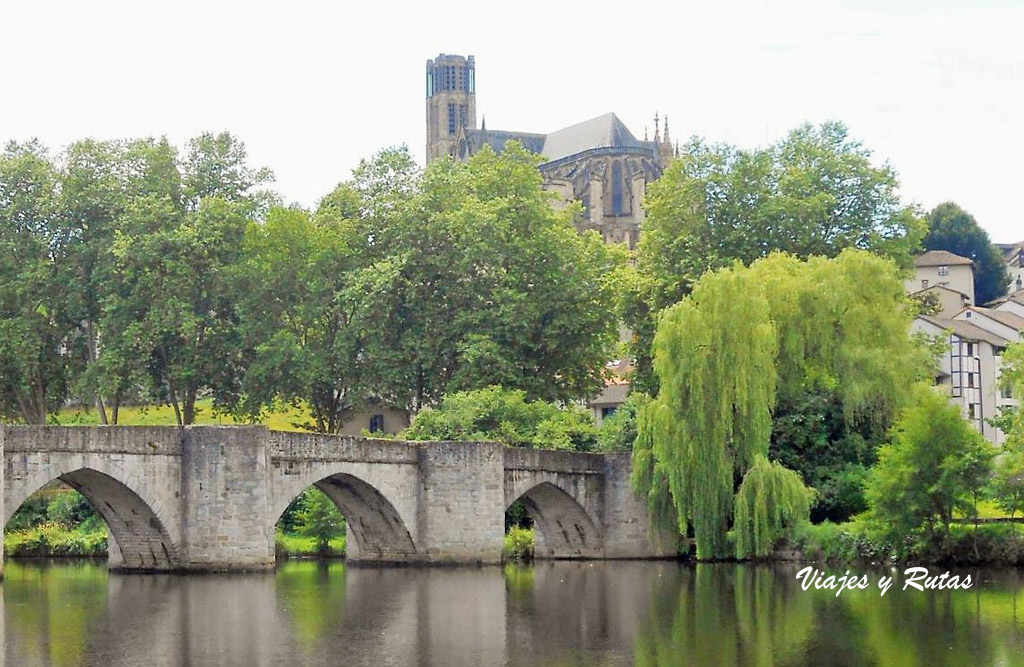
[469,69,475,93]
[426,72,433,97]
[448,103,456,135]
[612,161,624,215]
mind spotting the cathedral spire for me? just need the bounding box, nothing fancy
[644,125,648,142]
[653,112,660,142]
[481,115,486,131]
[662,115,671,145]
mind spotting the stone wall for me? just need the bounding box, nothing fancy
[416,441,506,563]
[180,426,275,571]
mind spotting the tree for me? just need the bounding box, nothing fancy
[865,385,995,545]
[358,143,622,410]
[633,250,927,559]
[230,203,373,433]
[0,141,73,423]
[627,121,924,394]
[402,386,599,452]
[296,488,345,555]
[924,202,1010,305]
[100,134,272,425]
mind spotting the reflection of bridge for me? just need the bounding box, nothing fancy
[0,426,670,574]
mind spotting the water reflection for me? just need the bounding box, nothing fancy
[3,560,1024,666]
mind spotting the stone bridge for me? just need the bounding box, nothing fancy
[0,426,671,574]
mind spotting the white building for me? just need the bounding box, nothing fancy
[906,250,975,299]
[997,241,1024,293]
[914,297,1022,445]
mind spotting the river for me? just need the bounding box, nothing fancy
[3,560,1024,666]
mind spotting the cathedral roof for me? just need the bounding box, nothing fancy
[462,129,546,157]
[540,113,647,163]
[459,112,655,164]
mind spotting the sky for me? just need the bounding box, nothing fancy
[2,0,1021,242]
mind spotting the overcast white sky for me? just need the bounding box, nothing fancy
[2,0,1021,241]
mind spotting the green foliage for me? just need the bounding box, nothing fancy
[635,250,924,559]
[0,141,72,423]
[505,500,533,530]
[627,122,925,393]
[989,451,1024,519]
[865,385,996,550]
[733,455,816,558]
[924,202,1010,305]
[7,488,101,532]
[1000,342,1024,447]
[4,523,108,558]
[275,530,346,559]
[769,389,885,522]
[597,393,648,452]
[294,488,346,555]
[795,520,1024,566]
[503,527,535,561]
[357,143,621,410]
[403,386,599,451]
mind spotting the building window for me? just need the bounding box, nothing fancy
[968,404,979,420]
[601,406,617,420]
[967,373,974,388]
[1002,384,1014,399]
[612,161,624,215]
[448,103,456,135]
[938,265,949,276]
[369,414,385,433]
[967,342,975,357]
[921,279,929,288]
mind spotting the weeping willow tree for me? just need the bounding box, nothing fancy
[633,249,926,559]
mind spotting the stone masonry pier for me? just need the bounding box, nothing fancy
[0,426,672,575]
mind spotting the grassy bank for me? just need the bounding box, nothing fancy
[4,526,348,560]
[275,530,347,559]
[793,520,1024,566]
[57,398,311,431]
[5,523,107,558]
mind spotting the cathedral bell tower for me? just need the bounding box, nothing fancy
[425,54,477,163]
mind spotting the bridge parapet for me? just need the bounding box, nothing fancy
[268,431,419,464]
[503,447,605,475]
[1,425,182,456]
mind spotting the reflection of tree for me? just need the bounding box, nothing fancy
[634,564,816,666]
[504,563,536,613]
[842,569,1024,666]
[4,561,108,667]
[274,561,348,651]
[634,564,1024,667]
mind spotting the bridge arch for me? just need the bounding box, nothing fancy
[507,481,603,559]
[4,466,180,570]
[272,468,417,562]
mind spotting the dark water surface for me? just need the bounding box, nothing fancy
[3,559,1024,666]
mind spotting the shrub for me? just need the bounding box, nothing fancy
[504,527,535,561]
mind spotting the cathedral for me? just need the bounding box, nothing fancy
[426,53,674,249]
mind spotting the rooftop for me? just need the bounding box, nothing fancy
[914,250,974,268]
[918,315,1010,347]
[540,113,649,163]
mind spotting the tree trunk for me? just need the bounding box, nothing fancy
[85,320,109,425]
[183,389,197,426]
[111,390,121,425]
